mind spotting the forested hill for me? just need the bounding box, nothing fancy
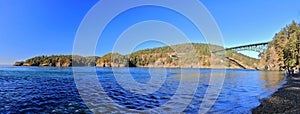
[13,43,259,69]
[260,21,300,70]
[13,55,99,67]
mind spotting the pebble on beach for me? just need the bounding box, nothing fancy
[252,74,300,113]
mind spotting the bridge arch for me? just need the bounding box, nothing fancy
[209,41,270,69]
[212,42,270,54]
[225,42,270,54]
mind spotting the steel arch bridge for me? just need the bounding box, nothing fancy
[211,41,270,69]
[212,42,270,54]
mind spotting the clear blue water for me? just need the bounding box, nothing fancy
[0,66,285,113]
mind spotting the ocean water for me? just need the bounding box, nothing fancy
[0,66,285,113]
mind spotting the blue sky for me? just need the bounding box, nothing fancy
[1,0,300,64]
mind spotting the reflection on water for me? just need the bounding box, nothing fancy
[0,66,285,113]
[208,70,285,113]
[259,71,285,89]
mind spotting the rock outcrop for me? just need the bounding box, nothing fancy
[23,63,33,66]
[13,62,24,66]
[39,63,53,66]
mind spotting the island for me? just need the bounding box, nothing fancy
[13,43,261,69]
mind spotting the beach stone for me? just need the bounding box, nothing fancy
[252,75,300,113]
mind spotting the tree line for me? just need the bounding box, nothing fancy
[261,21,300,70]
[14,43,259,68]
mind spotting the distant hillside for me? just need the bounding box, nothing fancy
[14,43,259,69]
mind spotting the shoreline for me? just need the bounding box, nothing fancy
[10,65,257,70]
[252,74,300,113]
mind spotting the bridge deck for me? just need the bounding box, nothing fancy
[212,41,270,53]
[226,42,269,50]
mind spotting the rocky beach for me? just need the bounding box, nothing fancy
[252,74,300,113]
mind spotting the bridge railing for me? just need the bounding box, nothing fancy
[211,42,270,54]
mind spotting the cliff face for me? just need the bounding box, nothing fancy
[95,53,130,67]
[259,46,281,70]
[55,58,72,67]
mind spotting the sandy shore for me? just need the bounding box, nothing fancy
[252,74,300,113]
